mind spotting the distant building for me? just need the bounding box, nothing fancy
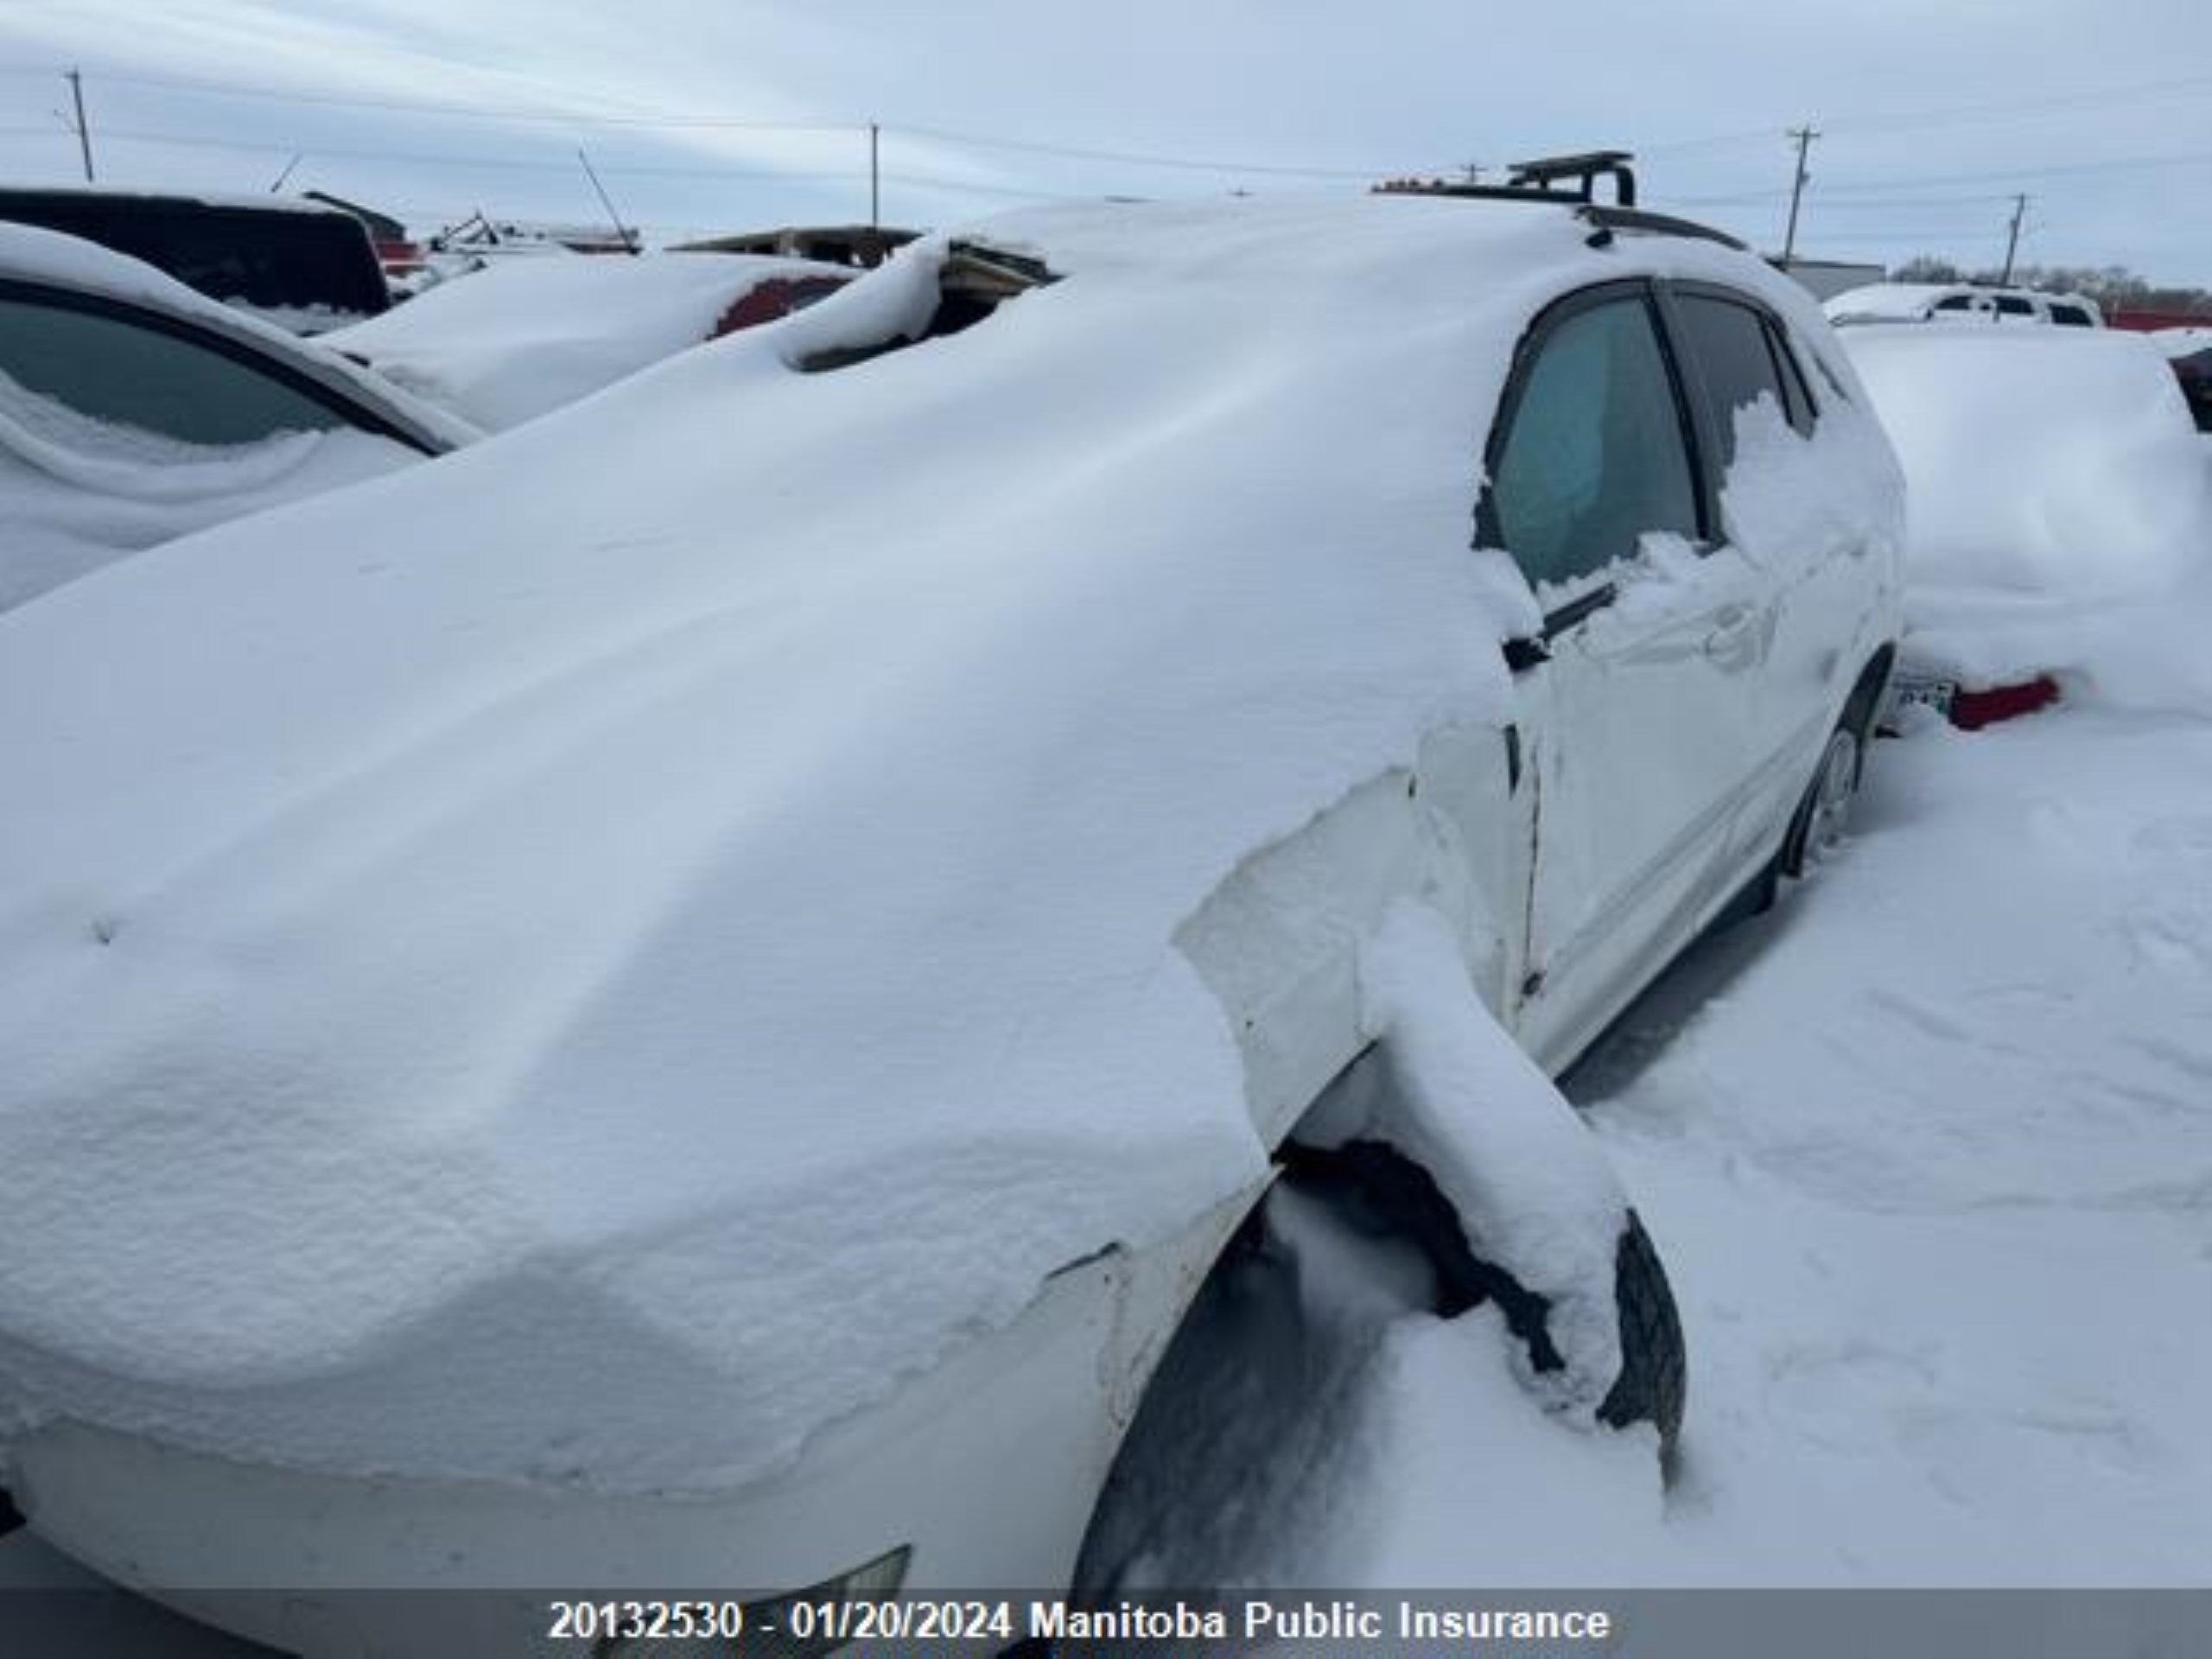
[2107,306,2212,334]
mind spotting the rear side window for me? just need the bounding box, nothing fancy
[1673,293,1808,466]
[0,295,346,445]
[1487,294,1700,593]
[2049,303,2093,327]
[1993,296,2034,316]
[0,194,387,317]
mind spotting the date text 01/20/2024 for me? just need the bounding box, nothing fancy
[545,1598,1618,1647]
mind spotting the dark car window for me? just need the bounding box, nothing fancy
[0,191,388,318]
[2049,304,2093,327]
[1488,295,1700,593]
[1933,295,1976,313]
[0,296,347,445]
[1674,293,1802,467]
[1993,296,2035,316]
[2174,350,2212,434]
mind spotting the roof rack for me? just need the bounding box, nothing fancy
[1372,149,1745,251]
[1374,149,1638,207]
[1506,150,1637,205]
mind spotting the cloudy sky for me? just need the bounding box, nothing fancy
[3,1,2208,283]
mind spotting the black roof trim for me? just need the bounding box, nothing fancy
[1580,205,1746,251]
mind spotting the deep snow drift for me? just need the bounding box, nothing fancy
[325,251,850,429]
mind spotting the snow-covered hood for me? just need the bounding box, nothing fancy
[0,195,1819,1492]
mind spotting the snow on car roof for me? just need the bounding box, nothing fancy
[0,193,1848,1492]
[325,250,855,429]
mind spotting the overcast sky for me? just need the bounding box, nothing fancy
[3,1,2208,283]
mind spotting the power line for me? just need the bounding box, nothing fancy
[1644,73,2212,158]
[891,123,1395,180]
[1812,149,2212,191]
[65,125,867,183]
[0,60,858,132]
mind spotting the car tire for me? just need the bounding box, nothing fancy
[1595,1210,1686,1460]
[1779,720,1862,878]
[1277,1141,1686,1461]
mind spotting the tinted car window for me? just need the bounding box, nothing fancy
[2049,304,2093,327]
[1993,296,2034,316]
[1933,295,1976,313]
[1675,293,1798,468]
[0,192,389,317]
[0,296,346,445]
[1489,295,1700,593]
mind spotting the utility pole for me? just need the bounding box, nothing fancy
[1780,124,1817,265]
[66,67,94,182]
[1999,194,2029,283]
[868,122,880,229]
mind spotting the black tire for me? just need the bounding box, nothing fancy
[1279,1142,1686,1461]
[1596,1210,1686,1461]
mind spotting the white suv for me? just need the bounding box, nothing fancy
[1824,280,2104,328]
[0,181,1902,1653]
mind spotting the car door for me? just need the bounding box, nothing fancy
[1478,280,1770,1071]
[1658,283,1876,862]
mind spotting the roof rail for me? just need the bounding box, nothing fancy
[1373,150,1745,249]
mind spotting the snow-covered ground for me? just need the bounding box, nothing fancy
[11,683,2208,1617]
[1098,699,2212,1591]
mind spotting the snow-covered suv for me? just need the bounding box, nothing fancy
[0,188,1901,1652]
[1824,280,2104,328]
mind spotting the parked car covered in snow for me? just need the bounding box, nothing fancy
[1824,281,2102,329]
[0,185,394,332]
[1838,321,2212,720]
[0,221,471,615]
[0,185,1901,1650]
[323,249,854,430]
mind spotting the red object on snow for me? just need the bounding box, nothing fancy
[713,275,850,337]
[1949,676,2061,730]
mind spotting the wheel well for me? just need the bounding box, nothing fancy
[1844,644,1897,741]
[1275,1137,1565,1368]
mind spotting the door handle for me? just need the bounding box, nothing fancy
[1703,605,1760,665]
